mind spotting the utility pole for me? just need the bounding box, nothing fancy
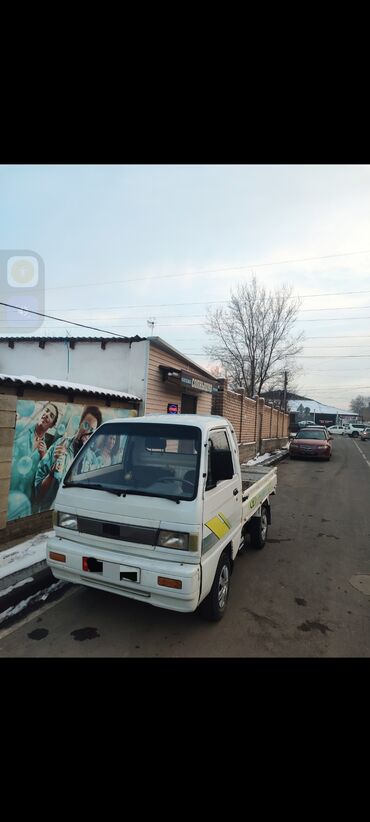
[282,370,288,411]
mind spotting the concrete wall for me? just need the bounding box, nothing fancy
[0,339,148,399]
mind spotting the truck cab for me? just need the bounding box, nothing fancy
[47,414,276,620]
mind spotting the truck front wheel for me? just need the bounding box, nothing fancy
[200,552,231,621]
[249,505,268,550]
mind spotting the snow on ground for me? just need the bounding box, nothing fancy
[0,531,53,580]
[0,579,65,626]
[0,576,34,598]
[245,453,273,465]
[244,448,288,466]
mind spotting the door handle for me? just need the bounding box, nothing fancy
[233,488,239,496]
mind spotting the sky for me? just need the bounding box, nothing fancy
[0,163,370,411]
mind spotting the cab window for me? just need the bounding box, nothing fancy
[206,429,234,490]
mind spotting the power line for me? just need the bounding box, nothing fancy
[13,288,370,313]
[0,301,138,338]
[297,317,370,323]
[2,300,370,344]
[2,249,369,293]
[3,316,370,333]
[304,335,370,340]
[1,303,368,324]
[170,335,370,341]
[183,345,370,351]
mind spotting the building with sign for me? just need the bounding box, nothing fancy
[288,397,357,428]
[0,335,217,418]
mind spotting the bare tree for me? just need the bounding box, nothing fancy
[350,395,370,415]
[207,363,226,379]
[204,276,304,397]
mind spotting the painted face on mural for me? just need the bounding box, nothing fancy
[39,404,58,431]
[76,413,99,446]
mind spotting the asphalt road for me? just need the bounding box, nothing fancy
[1,435,369,657]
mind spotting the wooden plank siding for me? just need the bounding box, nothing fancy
[146,345,212,416]
[0,393,16,529]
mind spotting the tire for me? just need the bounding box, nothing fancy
[200,552,231,621]
[249,505,268,550]
[352,431,359,438]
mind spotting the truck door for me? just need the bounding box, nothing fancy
[201,428,242,593]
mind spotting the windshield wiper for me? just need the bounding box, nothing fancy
[130,490,181,504]
[63,482,126,496]
[63,483,181,503]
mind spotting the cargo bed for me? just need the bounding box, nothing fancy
[240,464,277,525]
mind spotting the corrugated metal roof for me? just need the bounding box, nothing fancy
[0,373,141,402]
[288,398,352,415]
[0,335,145,343]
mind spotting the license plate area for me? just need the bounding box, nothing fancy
[119,564,140,583]
[82,557,141,584]
[83,556,103,573]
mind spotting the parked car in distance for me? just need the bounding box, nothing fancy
[289,428,333,460]
[297,420,316,428]
[328,424,346,435]
[345,422,367,438]
[298,425,331,439]
[359,426,370,441]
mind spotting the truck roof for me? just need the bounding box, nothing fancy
[100,414,232,433]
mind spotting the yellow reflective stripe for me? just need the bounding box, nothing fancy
[205,514,230,539]
[218,512,231,529]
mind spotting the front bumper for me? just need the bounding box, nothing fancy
[290,447,331,459]
[46,535,201,613]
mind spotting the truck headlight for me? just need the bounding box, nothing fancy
[156,531,199,552]
[157,530,189,550]
[57,512,78,530]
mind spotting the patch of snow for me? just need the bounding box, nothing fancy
[0,579,65,626]
[0,531,53,579]
[0,577,34,598]
[245,452,273,466]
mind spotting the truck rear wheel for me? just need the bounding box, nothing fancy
[249,505,268,550]
[200,552,231,622]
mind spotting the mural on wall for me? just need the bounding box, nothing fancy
[7,399,137,521]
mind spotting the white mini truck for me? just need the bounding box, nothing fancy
[47,415,277,621]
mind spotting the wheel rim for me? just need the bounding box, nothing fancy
[218,564,229,610]
[261,512,268,541]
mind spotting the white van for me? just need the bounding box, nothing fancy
[47,415,277,621]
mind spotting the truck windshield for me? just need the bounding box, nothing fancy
[64,422,201,501]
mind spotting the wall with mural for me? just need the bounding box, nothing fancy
[8,399,137,521]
